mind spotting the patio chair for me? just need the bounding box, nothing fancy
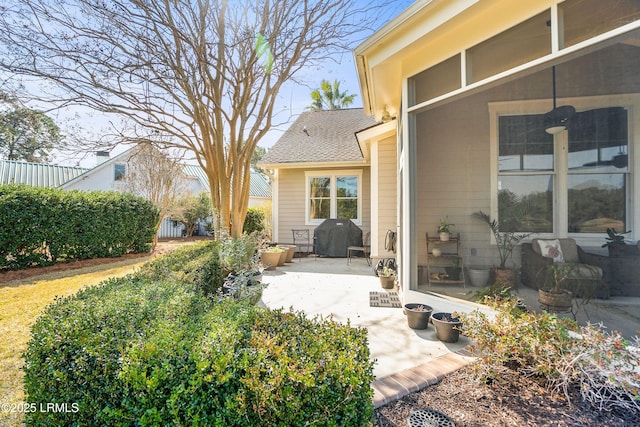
[292,229,314,258]
[521,238,611,299]
[347,231,371,265]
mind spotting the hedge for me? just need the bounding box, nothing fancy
[24,241,375,426]
[0,185,159,269]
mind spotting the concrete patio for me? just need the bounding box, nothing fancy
[258,255,640,408]
[258,256,490,407]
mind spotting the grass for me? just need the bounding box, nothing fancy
[0,256,153,427]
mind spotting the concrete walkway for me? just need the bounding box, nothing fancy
[258,256,487,408]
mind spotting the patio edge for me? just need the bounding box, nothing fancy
[372,348,476,408]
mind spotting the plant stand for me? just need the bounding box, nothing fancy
[538,289,576,320]
[426,233,465,287]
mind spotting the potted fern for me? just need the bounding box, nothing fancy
[472,211,530,288]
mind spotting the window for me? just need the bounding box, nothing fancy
[114,163,126,181]
[305,171,361,224]
[496,106,629,237]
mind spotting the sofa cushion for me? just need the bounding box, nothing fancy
[558,239,579,263]
[536,239,565,263]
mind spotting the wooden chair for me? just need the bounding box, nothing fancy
[347,231,371,265]
[292,229,313,258]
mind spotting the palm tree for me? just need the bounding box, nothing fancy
[309,79,357,110]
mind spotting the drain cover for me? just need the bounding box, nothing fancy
[407,408,455,427]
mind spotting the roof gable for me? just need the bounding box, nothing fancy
[260,108,376,166]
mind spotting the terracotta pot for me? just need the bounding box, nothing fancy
[260,251,281,271]
[379,276,395,289]
[277,249,287,266]
[404,304,433,330]
[431,312,463,343]
[277,245,295,263]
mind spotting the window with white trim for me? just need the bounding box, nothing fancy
[494,104,630,237]
[305,171,361,225]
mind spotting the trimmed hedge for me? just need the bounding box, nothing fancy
[24,242,375,426]
[0,185,159,269]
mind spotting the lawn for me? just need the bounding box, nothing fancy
[0,256,152,427]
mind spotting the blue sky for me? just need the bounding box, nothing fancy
[14,0,415,167]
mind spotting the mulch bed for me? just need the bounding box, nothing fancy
[375,365,639,426]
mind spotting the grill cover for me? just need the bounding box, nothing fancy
[314,219,362,257]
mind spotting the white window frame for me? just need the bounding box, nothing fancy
[489,94,639,247]
[114,163,126,181]
[305,170,362,226]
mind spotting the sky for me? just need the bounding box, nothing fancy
[17,0,414,168]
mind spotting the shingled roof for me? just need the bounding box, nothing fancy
[260,108,377,165]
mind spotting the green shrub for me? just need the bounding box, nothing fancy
[24,268,374,425]
[0,185,159,269]
[243,207,266,235]
[23,274,213,426]
[141,240,224,296]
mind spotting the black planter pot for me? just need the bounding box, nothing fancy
[431,312,462,343]
[404,304,433,330]
[444,267,461,281]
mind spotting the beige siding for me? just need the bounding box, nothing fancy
[414,91,499,273]
[275,167,371,245]
[371,136,397,257]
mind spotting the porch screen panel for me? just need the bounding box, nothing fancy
[561,0,640,49]
[409,55,461,107]
[467,11,550,84]
[498,115,554,233]
[309,177,331,220]
[336,176,358,219]
[567,107,628,233]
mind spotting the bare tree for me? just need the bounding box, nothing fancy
[0,0,389,238]
[118,143,190,248]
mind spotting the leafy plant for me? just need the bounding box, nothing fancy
[437,217,454,234]
[472,210,530,269]
[243,206,266,235]
[218,233,260,275]
[377,266,396,277]
[601,227,630,248]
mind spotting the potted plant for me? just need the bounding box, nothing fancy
[377,266,396,289]
[601,228,632,257]
[538,263,576,312]
[404,303,433,330]
[430,312,463,343]
[437,217,454,241]
[472,211,530,289]
[444,257,462,281]
[260,247,285,270]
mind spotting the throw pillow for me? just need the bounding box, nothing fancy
[537,239,565,263]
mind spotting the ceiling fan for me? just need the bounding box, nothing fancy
[543,66,576,134]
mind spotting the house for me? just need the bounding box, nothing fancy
[353,0,640,302]
[61,148,271,237]
[258,108,398,259]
